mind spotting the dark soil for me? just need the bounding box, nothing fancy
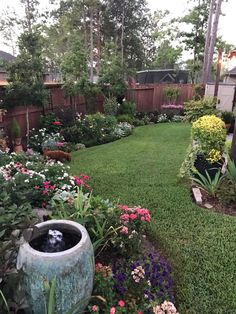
[196,188,236,216]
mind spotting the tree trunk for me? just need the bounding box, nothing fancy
[26,106,30,145]
[230,121,236,163]
[89,7,94,83]
[96,10,101,76]
[121,6,125,67]
[202,0,215,84]
[206,0,223,83]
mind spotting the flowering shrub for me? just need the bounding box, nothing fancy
[192,115,226,159]
[87,253,175,313]
[0,152,91,207]
[158,114,169,123]
[113,122,133,138]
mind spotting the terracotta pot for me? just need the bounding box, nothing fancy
[13,138,23,154]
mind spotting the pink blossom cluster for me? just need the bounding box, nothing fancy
[56,142,65,148]
[95,263,112,277]
[119,205,151,224]
[73,173,91,190]
[161,104,183,109]
[35,181,56,195]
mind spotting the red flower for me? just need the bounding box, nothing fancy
[118,300,125,307]
[52,121,61,125]
[138,311,143,314]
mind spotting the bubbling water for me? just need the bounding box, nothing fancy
[30,229,81,253]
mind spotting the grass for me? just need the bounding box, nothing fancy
[70,123,236,314]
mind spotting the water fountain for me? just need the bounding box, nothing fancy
[17,220,94,314]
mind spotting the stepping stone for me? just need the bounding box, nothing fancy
[192,187,202,205]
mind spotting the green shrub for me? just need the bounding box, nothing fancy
[62,113,118,146]
[164,86,180,103]
[40,113,62,133]
[118,100,136,116]
[220,111,234,124]
[217,177,236,205]
[117,114,134,124]
[184,97,218,122]
[192,115,226,157]
[10,118,21,138]
[103,97,119,116]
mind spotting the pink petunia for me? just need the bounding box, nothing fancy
[118,300,125,307]
[120,226,129,234]
[129,213,137,220]
[110,307,116,314]
[92,305,98,312]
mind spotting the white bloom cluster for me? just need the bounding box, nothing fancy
[131,265,145,283]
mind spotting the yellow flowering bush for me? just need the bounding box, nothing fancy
[192,115,226,156]
[206,149,222,164]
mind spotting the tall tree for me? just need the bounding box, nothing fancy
[205,0,223,82]
[202,0,216,83]
[180,0,210,82]
[4,31,48,142]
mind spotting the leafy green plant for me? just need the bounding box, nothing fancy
[116,114,134,124]
[226,159,236,183]
[104,97,119,116]
[220,111,234,124]
[118,101,136,116]
[192,170,223,197]
[184,97,218,122]
[10,118,21,138]
[43,277,57,314]
[164,86,180,103]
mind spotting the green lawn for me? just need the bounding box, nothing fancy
[70,124,236,314]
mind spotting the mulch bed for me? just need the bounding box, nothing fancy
[197,188,236,216]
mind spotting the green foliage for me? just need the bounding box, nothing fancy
[116,114,134,125]
[164,87,180,103]
[184,97,218,122]
[118,101,136,116]
[40,113,62,133]
[191,170,223,197]
[98,42,127,97]
[43,277,57,314]
[220,111,234,124]
[103,97,119,116]
[62,113,118,146]
[153,40,182,69]
[10,118,21,138]
[217,177,236,205]
[4,31,48,109]
[0,189,33,312]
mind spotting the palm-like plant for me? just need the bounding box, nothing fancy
[192,170,224,197]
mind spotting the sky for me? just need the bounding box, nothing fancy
[0,0,236,54]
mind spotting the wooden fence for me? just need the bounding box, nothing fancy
[126,83,195,112]
[0,83,195,141]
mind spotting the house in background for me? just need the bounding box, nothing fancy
[224,66,236,84]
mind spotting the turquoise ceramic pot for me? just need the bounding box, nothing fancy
[17,220,94,314]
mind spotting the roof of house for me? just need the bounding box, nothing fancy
[226,66,236,76]
[0,50,15,62]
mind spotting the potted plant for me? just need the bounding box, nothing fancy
[221,111,234,131]
[10,118,23,153]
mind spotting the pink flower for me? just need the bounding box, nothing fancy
[43,181,50,188]
[92,305,98,312]
[52,121,61,125]
[120,226,129,234]
[35,186,40,189]
[138,311,143,314]
[41,201,46,208]
[56,142,65,147]
[129,213,137,220]
[110,307,116,314]
[95,263,103,272]
[141,216,145,221]
[50,185,56,190]
[118,204,129,211]
[120,214,129,221]
[118,300,125,307]
[80,173,90,180]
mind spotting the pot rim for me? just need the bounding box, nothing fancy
[21,219,89,257]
